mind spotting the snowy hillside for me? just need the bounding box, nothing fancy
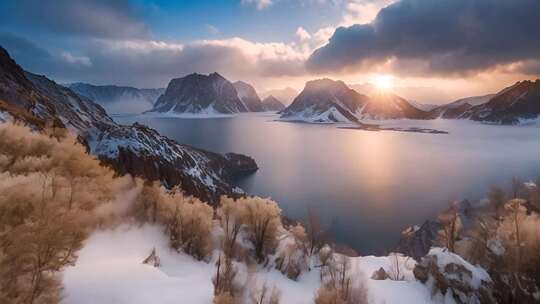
[63,224,491,304]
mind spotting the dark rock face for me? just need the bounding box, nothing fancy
[280,78,370,123]
[233,81,264,112]
[0,47,257,204]
[413,250,495,304]
[395,220,441,261]
[463,80,540,124]
[261,95,286,112]
[361,92,430,120]
[150,72,248,114]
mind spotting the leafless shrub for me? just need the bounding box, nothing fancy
[275,224,309,280]
[213,254,240,298]
[437,201,462,253]
[250,282,281,304]
[316,254,368,304]
[387,253,406,281]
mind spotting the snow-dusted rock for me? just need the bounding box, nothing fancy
[413,248,495,304]
[149,72,247,115]
[233,81,264,112]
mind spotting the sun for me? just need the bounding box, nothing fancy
[372,74,394,91]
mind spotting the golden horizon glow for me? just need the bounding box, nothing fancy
[371,74,394,91]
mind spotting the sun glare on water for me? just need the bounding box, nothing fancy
[372,74,394,91]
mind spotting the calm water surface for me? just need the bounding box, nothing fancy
[115,113,540,254]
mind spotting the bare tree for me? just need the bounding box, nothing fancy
[504,199,527,269]
[488,186,506,217]
[437,202,462,253]
[305,207,326,255]
[511,176,523,199]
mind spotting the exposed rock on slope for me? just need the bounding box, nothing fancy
[68,82,164,114]
[414,248,495,303]
[233,81,263,112]
[0,47,256,204]
[462,80,540,124]
[261,95,286,112]
[280,78,369,123]
[149,72,247,114]
[395,220,441,261]
[361,91,429,120]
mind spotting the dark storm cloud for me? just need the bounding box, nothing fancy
[307,0,540,76]
[0,0,148,39]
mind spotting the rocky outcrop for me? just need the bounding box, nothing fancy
[395,220,441,260]
[414,248,495,304]
[149,72,247,114]
[261,95,286,112]
[68,82,164,114]
[233,81,263,112]
[0,46,257,204]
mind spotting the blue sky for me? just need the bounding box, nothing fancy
[131,0,343,42]
[0,0,539,102]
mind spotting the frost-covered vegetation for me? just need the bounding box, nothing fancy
[2,121,540,304]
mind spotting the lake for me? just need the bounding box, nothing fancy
[115,113,540,254]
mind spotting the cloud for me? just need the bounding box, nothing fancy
[241,0,273,10]
[0,32,307,87]
[296,27,311,42]
[0,0,148,39]
[61,52,92,67]
[307,0,540,76]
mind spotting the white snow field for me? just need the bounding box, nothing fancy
[62,224,484,304]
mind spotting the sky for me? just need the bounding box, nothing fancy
[0,0,539,103]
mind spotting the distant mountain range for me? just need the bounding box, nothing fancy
[68,83,164,114]
[0,46,257,204]
[280,78,540,125]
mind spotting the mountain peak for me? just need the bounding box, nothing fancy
[150,72,247,114]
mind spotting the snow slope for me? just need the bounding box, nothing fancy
[62,225,466,304]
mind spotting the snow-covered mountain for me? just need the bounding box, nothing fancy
[427,94,494,119]
[0,47,257,203]
[361,91,429,120]
[462,80,540,124]
[279,78,430,123]
[261,95,286,112]
[233,81,264,112]
[279,78,370,123]
[148,72,247,115]
[68,82,164,114]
